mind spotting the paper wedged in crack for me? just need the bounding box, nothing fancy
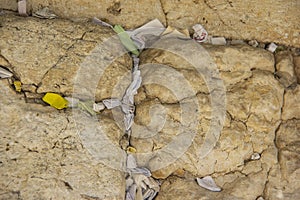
[196,176,222,192]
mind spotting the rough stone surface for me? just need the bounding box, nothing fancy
[0,15,132,102]
[156,168,269,200]
[0,0,167,29]
[282,85,300,120]
[0,15,299,200]
[0,0,17,11]
[275,51,297,88]
[135,41,283,178]
[0,79,125,200]
[294,56,300,83]
[1,0,299,47]
[161,0,300,47]
[265,119,300,200]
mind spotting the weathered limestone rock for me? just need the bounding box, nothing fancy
[161,0,300,47]
[155,147,279,199]
[265,119,300,200]
[133,41,284,179]
[0,0,166,29]
[293,56,300,83]
[138,44,274,103]
[0,79,125,200]
[282,85,300,120]
[156,168,268,200]
[0,0,17,11]
[275,51,297,88]
[0,15,132,101]
[0,14,299,199]
[1,0,299,47]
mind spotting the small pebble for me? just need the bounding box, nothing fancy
[257,196,264,200]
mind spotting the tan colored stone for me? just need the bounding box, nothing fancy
[276,119,300,151]
[206,44,275,73]
[140,44,275,93]
[0,0,17,11]
[282,85,300,120]
[156,170,267,200]
[135,42,283,179]
[21,84,36,93]
[161,0,300,47]
[0,14,299,199]
[2,0,299,47]
[264,119,300,200]
[293,56,300,83]
[228,70,283,123]
[266,152,300,200]
[275,51,297,87]
[0,15,79,85]
[0,79,125,200]
[0,15,132,102]
[27,0,166,29]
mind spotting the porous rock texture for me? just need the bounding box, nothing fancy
[0,14,132,101]
[0,79,126,200]
[0,15,128,200]
[1,0,299,47]
[137,41,299,199]
[0,15,299,200]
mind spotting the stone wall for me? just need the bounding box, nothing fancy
[1,0,299,47]
[0,15,299,199]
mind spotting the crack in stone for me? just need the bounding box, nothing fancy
[36,40,79,91]
[158,0,168,26]
[7,21,87,40]
[262,167,272,199]
[80,194,102,200]
[0,191,21,199]
[203,0,242,38]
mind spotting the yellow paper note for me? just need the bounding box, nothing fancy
[42,93,68,109]
[13,81,22,92]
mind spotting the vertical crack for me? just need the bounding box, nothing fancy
[158,0,168,26]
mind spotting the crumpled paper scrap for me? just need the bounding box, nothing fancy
[196,176,221,192]
[126,155,160,200]
[192,24,208,43]
[0,67,13,79]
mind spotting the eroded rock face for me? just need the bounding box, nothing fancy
[0,79,125,200]
[161,0,300,47]
[282,85,300,120]
[294,56,300,83]
[0,15,132,102]
[0,15,299,200]
[134,41,283,180]
[1,0,167,29]
[1,0,299,47]
[265,119,300,200]
[275,51,297,88]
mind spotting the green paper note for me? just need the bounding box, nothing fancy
[113,25,139,55]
